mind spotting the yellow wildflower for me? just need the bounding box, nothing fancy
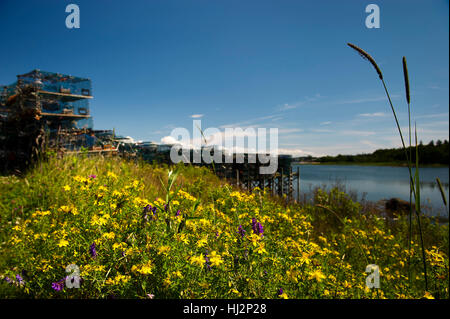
[286,268,299,283]
[57,239,69,248]
[209,251,223,267]
[256,242,267,254]
[309,269,326,282]
[423,291,434,299]
[190,254,205,267]
[196,237,208,248]
[107,171,118,179]
[102,232,115,240]
[230,288,242,297]
[131,261,153,275]
[106,273,130,285]
[158,245,171,256]
[279,292,288,299]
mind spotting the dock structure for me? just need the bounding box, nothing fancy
[1,69,300,201]
[124,146,301,201]
[212,154,300,201]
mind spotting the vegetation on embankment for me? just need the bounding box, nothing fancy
[314,162,448,168]
[0,155,448,299]
[315,140,449,166]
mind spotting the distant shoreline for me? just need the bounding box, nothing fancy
[292,161,449,168]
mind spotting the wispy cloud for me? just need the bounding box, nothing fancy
[278,102,304,111]
[190,114,204,118]
[340,130,376,137]
[418,120,449,127]
[277,147,312,156]
[219,114,280,129]
[309,128,375,136]
[320,121,332,125]
[311,128,334,133]
[336,94,400,105]
[416,128,450,135]
[301,143,374,157]
[277,93,323,111]
[428,84,444,90]
[415,112,449,119]
[270,116,284,122]
[358,112,387,117]
[359,139,386,149]
[278,128,304,134]
[163,124,176,130]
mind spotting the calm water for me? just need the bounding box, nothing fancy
[292,164,449,217]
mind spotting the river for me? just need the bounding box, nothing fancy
[292,164,449,217]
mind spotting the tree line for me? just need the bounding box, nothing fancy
[316,140,449,165]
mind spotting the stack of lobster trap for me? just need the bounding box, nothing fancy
[0,69,116,172]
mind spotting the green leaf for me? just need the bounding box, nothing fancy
[436,177,448,207]
[414,125,421,214]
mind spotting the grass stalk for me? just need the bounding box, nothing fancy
[347,43,428,291]
[436,177,448,213]
[403,56,413,288]
[196,123,216,175]
[436,177,450,293]
[414,124,428,290]
[316,204,371,266]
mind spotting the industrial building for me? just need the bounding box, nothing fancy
[0,69,116,171]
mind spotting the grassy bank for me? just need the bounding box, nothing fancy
[0,155,448,298]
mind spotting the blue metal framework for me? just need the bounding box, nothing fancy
[1,69,94,130]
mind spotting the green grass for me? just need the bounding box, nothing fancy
[0,155,448,299]
[346,43,450,292]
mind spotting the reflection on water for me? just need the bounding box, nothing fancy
[292,164,449,217]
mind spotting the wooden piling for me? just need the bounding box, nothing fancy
[271,176,275,196]
[289,166,293,202]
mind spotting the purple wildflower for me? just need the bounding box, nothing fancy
[204,250,211,271]
[277,288,283,296]
[89,174,97,179]
[4,277,12,284]
[238,225,246,238]
[257,222,264,236]
[251,218,264,236]
[89,242,97,259]
[143,204,157,221]
[176,209,181,217]
[51,278,65,292]
[251,218,257,233]
[142,205,150,221]
[16,274,24,285]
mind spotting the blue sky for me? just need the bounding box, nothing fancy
[0,0,448,156]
